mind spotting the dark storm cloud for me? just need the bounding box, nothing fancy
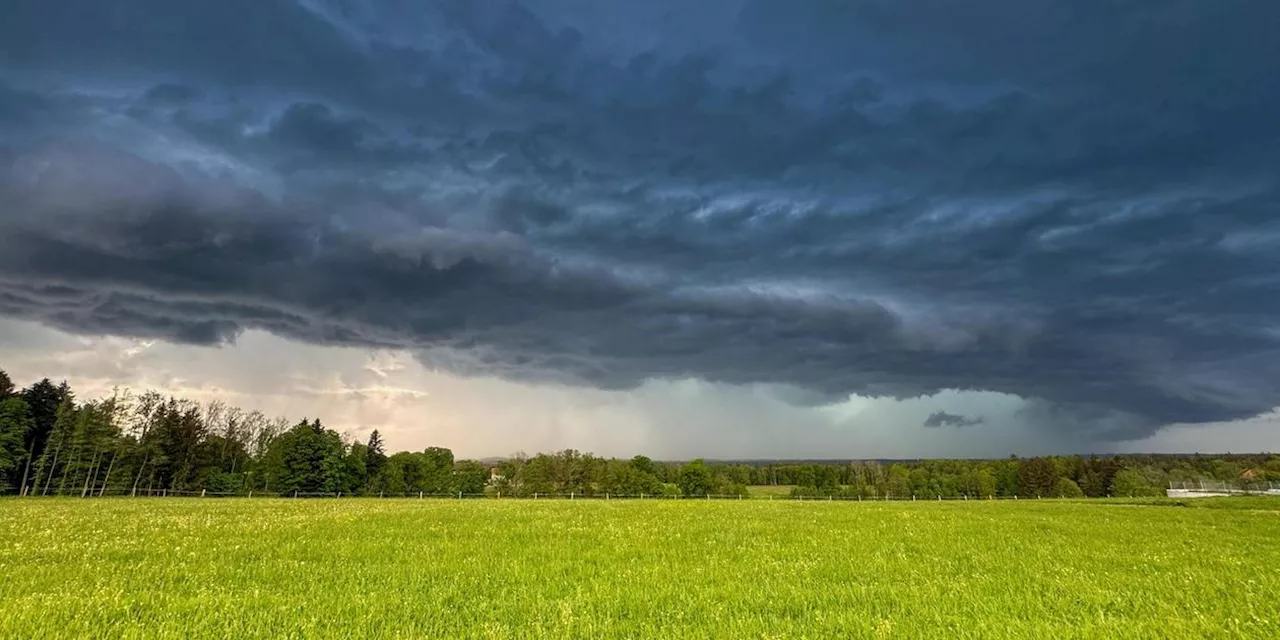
[923,412,983,429]
[3,0,1280,440]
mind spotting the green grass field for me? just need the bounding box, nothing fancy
[746,484,797,497]
[1,498,1277,639]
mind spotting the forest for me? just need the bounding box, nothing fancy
[2,369,1277,499]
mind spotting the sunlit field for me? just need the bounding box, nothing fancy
[2,498,1277,639]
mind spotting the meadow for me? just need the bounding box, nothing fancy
[1,498,1277,639]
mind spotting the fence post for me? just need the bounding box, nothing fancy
[912,494,916,501]
[606,493,610,500]
[571,492,575,500]
[458,491,462,499]
[294,490,298,498]
[534,492,538,499]
[201,489,206,497]
[249,491,253,498]
[419,491,423,499]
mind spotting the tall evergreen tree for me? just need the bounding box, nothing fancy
[365,429,387,481]
[0,369,14,399]
[0,397,34,489]
[19,379,72,493]
[266,420,345,494]
[1019,457,1060,497]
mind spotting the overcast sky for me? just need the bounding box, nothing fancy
[2,0,1278,458]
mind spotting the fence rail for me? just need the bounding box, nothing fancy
[1168,480,1279,491]
[1166,480,1280,497]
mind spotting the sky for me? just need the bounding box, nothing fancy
[1,0,1279,459]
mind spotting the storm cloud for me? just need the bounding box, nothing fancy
[923,412,984,429]
[2,0,1280,442]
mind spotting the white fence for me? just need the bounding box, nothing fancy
[1166,480,1280,498]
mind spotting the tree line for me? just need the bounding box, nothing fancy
[0,371,488,497]
[489,449,1279,499]
[2,369,1276,498]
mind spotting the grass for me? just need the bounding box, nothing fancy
[747,484,796,497]
[1,498,1277,639]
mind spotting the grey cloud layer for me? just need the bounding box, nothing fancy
[923,412,983,429]
[2,0,1279,439]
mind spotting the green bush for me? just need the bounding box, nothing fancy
[1056,478,1085,498]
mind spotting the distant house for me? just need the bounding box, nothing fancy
[1241,469,1258,481]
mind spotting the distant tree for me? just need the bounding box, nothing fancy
[973,468,997,497]
[421,447,455,494]
[340,442,368,494]
[1019,457,1059,497]
[886,464,911,497]
[0,369,14,399]
[1078,469,1108,497]
[994,460,1021,496]
[612,457,663,495]
[0,397,34,488]
[365,430,387,481]
[1056,477,1085,498]
[659,482,683,497]
[520,454,556,495]
[19,379,72,493]
[266,420,345,494]
[377,455,407,495]
[491,456,524,496]
[630,455,656,477]
[1110,468,1160,497]
[32,398,77,495]
[678,459,714,497]
[453,460,489,495]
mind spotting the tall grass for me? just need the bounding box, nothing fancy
[1,498,1276,638]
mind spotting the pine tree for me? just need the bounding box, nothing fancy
[1018,457,1060,497]
[0,397,34,489]
[365,430,387,481]
[19,379,72,494]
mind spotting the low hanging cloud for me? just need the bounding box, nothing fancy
[2,0,1280,443]
[923,412,984,429]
